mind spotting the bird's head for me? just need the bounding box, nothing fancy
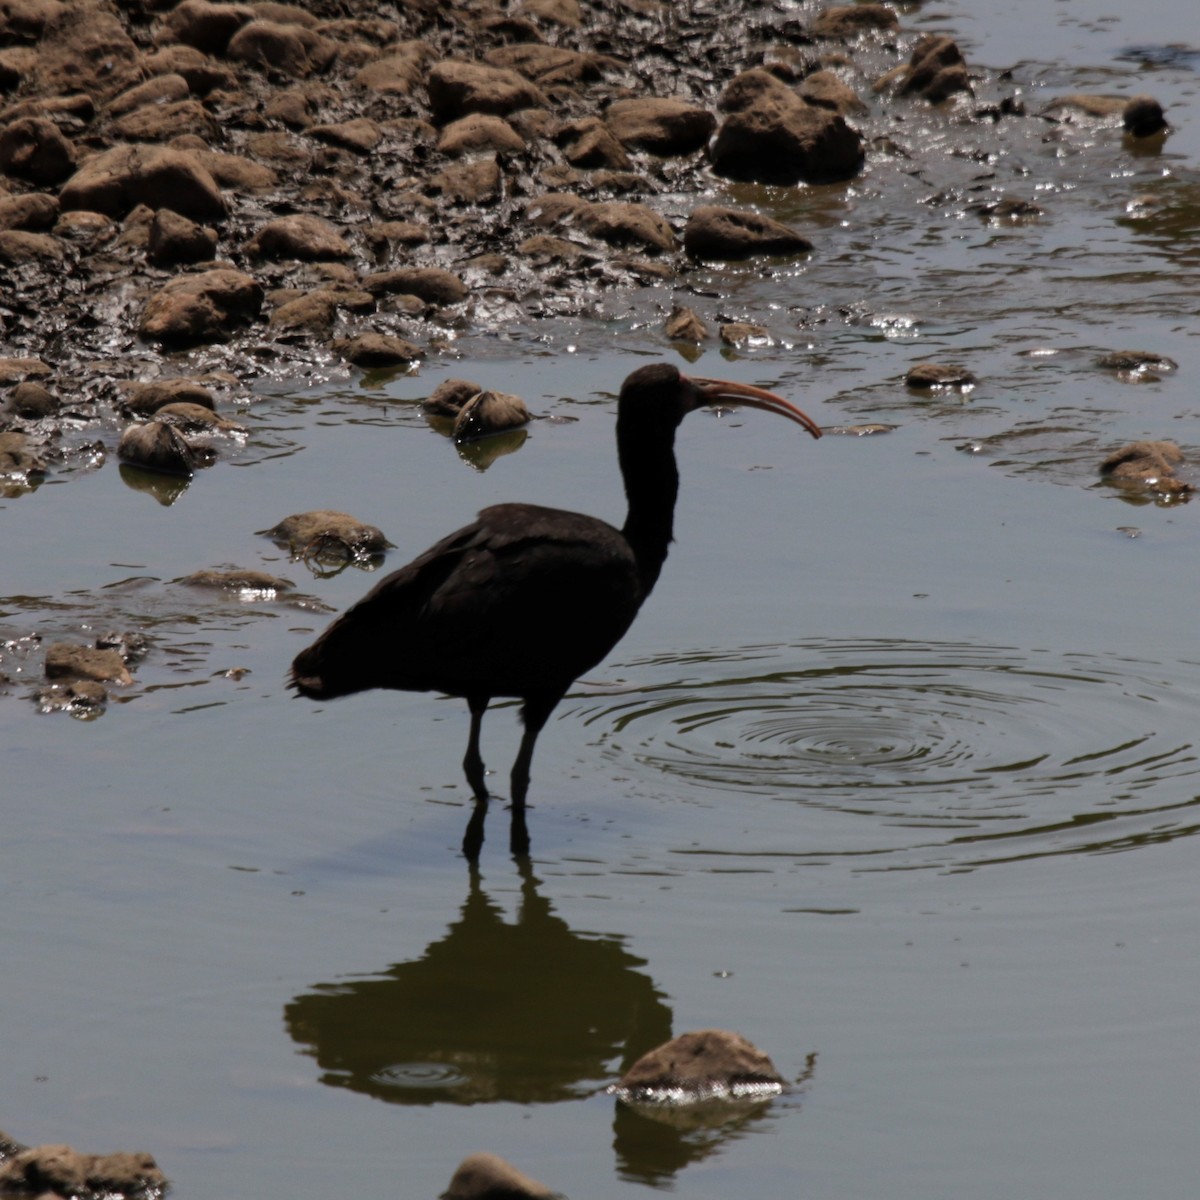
[618,362,822,439]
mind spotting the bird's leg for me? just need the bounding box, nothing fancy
[508,694,560,857]
[461,695,490,861]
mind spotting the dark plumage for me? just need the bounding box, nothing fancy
[290,362,821,858]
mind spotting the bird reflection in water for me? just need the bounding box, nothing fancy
[283,860,797,1185]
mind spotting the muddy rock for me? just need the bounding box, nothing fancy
[121,378,217,416]
[899,36,971,103]
[483,43,605,86]
[684,204,812,261]
[577,200,676,254]
[154,401,243,435]
[664,304,709,342]
[246,214,352,261]
[453,390,531,442]
[442,1152,560,1200]
[720,321,770,346]
[554,116,631,169]
[226,19,337,77]
[906,362,977,389]
[710,91,863,185]
[6,380,59,418]
[260,509,392,559]
[799,68,868,116]
[159,0,256,56]
[0,357,52,385]
[0,430,47,475]
[139,268,264,347]
[0,191,59,231]
[428,157,503,205]
[36,678,109,718]
[115,97,218,143]
[0,1,65,42]
[811,4,900,37]
[179,568,293,591]
[32,7,141,100]
[0,115,76,185]
[0,1138,165,1199]
[1101,441,1193,498]
[0,228,63,263]
[148,207,218,266]
[117,420,206,475]
[1096,349,1178,377]
[718,67,800,115]
[59,144,227,221]
[108,73,192,118]
[332,332,424,367]
[309,117,384,154]
[352,42,436,95]
[362,266,468,306]
[141,44,235,95]
[44,642,133,686]
[1123,95,1167,137]
[426,60,549,124]
[611,1029,785,1103]
[423,378,484,417]
[268,290,339,334]
[605,97,716,156]
[437,113,525,156]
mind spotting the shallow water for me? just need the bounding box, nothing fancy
[4,1,1200,1197]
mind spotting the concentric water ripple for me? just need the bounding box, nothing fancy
[569,640,1200,868]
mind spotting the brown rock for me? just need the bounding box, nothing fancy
[426,60,548,124]
[605,97,715,155]
[554,117,631,169]
[60,145,226,221]
[0,116,76,185]
[268,290,339,334]
[0,228,62,263]
[0,357,51,385]
[0,192,59,231]
[428,158,502,205]
[352,42,436,95]
[664,304,709,342]
[0,0,64,41]
[718,67,800,114]
[1096,349,1178,375]
[6,381,59,418]
[225,19,337,76]
[245,214,351,261]
[179,569,292,591]
[154,401,243,434]
[453,390,531,442]
[117,420,205,475]
[108,74,191,118]
[139,268,264,348]
[259,510,392,558]
[683,205,812,261]
[576,200,676,253]
[900,35,971,103]
[442,1152,558,1200]
[115,98,218,143]
[33,9,140,100]
[811,4,899,37]
[1101,441,1193,496]
[142,45,236,96]
[518,0,582,27]
[720,321,770,346]
[192,148,277,192]
[0,430,46,474]
[905,362,977,389]
[612,1030,784,1102]
[160,0,256,55]
[483,43,605,85]
[148,207,217,266]
[1124,95,1167,137]
[799,68,868,116]
[308,118,383,154]
[423,378,483,417]
[437,113,525,156]
[44,643,133,686]
[332,333,424,367]
[362,267,468,305]
[122,379,217,415]
[711,96,862,184]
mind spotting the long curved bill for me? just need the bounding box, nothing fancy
[687,376,823,439]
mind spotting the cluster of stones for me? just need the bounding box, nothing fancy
[0,1130,166,1200]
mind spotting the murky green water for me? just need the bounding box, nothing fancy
[4,1,1200,1196]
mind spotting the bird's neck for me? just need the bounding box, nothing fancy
[618,424,679,597]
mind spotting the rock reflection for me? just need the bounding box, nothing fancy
[118,462,191,506]
[284,860,672,1105]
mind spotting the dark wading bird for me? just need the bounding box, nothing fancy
[289,363,822,859]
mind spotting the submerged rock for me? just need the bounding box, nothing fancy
[683,204,812,261]
[610,1029,785,1104]
[905,363,977,389]
[664,304,709,343]
[1100,440,1193,497]
[332,333,424,367]
[1096,349,1178,378]
[453,390,532,442]
[179,569,294,593]
[259,510,393,560]
[423,378,485,418]
[117,421,207,475]
[0,430,47,476]
[44,642,133,686]
[442,1152,561,1200]
[0,1132,166,1199]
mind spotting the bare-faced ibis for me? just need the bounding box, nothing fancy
[289,363,821,858]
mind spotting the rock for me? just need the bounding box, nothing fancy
[268,290,339,334]
[0,357,52,385]
[605,97,715,155]
[54,210,115,245]
[108,73,192,118]
[6,380,59,418]
[0,191,59,231]
[178,569,292,591]
[442,1152,559,1200]
[245,214,352,261]
[423,378,484,417]
[905,363,977,389]
[59,145,226,221]
[121,379,217,415]
[575,199,676,254]
[519,0,582,27]
[0,229,63,264]
[664,304,708,342]
[483,43,605,85]
[352,42,436,95]
[900,35,971,103]
[1123,95,1167,137]
[428,158,503,205]
[362,267,468,305]
[0,116,76,185]
[139,268,264,348]
[554,117,631,169]
[332,333,424,367]
[259,510,392,559]
[226,20,337,77]
[1096,349,1178,376]
[720,321,770,346]
[0,1141,164,1198]
[718,68,799,114]
[117,420,206,475]
[148,207,218,266]
[453,390,531,442]
[154,401,243,434]
[437,113,525,156]
[683,205,812,261]
[308,118,383,154]
[35,679,109,717]
[142,45,236,95]
[1101,440,1193,496]
[610,1030,785,1103]
[799,68,868,116]
[811,4,899,37]
[44,643,133,686]
[0,430,46,474]
[426,60,549,124]
[160,0,256,56]
[115,98,218,143]
[710,94,863,185]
